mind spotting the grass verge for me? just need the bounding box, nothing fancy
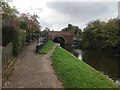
[51,46,118,88]
[38,41,54,54]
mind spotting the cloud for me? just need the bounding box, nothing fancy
[47,2,118,22]
[10,1,118,30]
[32,2,118,30]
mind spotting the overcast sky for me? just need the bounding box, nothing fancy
[10,0,119,31]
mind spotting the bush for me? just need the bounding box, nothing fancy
[2,26,26,56]
[82,19,120,54]
[12,28,26,56]
[2,26,15,46]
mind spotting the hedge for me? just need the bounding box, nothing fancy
[2,26,26,56]
[2,26,15,46]
[13,28,26,56]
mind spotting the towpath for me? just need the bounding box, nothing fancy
[3,41,63,88]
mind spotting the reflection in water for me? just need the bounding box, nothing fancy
[65,46,120,85]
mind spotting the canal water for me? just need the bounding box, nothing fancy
[65,46,120,85]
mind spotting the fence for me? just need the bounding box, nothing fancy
[36,36,49,52]
[2,43,13,67]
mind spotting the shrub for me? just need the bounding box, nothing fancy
[2,26,26,56]
[12,28,26,56]
[2,26,15,46]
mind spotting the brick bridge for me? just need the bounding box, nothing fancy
[48,31,74,47]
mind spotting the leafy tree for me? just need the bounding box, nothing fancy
[2,1,19,27]
[82,20,106,49]
[103,19,120,53]
[2,1,41,45]
[20,19,28,30]
[62,24,82,35]
[20,13,41,32]
[42,27,50,37]
[82,19,120,54]
[44,27,50,32]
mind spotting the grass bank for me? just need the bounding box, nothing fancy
[38,41,54,54]
[52,46,118,88]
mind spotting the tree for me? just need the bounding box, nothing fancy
[20,20,28,30]
[2,1,19,27]
[20,13,41,32]
[62,24,82,35]
[2,1,41,44]
[82,18,120,54]
[103,19,120,52]
[42,27,50,37]
[44,27,50,32]
[83,20,106,49]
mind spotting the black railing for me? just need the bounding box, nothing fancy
[36,34,49,53]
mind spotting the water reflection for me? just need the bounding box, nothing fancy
[74,49,120,84]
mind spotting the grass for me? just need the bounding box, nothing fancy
[51,46,119,88]
[38,41,54,54]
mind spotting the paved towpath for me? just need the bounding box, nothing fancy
[3,41,63,88]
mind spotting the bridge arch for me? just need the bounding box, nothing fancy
[53,36,65,48]
[48,31,74,46]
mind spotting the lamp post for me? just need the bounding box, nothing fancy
[0,7,3,90]
[0,7,3,47]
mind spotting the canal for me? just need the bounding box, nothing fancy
[65,45,120,85]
